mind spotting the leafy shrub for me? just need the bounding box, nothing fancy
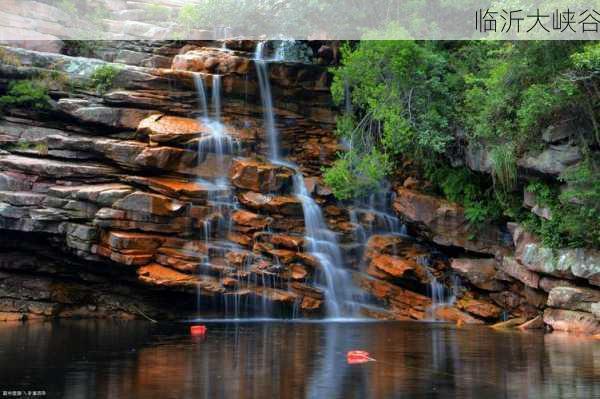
[324,149,391,201]
[0,80,50,111]
[89,65,120,94]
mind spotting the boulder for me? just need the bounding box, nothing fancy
[450,258,504,291]
[543,308,600,335]
[518,144,582,176]
[547,287,600,313]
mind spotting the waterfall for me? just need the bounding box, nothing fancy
[193,73,209,119]
[254,42,280,161]
[425,271,461,321]
[212,74,221,122]
[192,73,242,317]
[293,173,361,318]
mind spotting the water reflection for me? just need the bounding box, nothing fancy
[0,321,598,398]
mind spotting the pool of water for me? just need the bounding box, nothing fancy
[0,320,598,398]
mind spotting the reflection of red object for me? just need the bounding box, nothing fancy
[347,350,375,364]
[190,325,207,336]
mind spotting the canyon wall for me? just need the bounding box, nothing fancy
[0,40,598,334]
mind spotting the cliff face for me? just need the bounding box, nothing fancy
[0,40,598,334]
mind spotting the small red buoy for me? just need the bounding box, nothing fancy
[346,350,375,364]
[190,325,207,336]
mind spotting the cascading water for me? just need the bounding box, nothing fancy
[254,42,280,161]
[293,173,364,318]
[254,41,367,318]
[425,271,461,321]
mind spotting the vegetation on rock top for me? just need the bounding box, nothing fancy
[327,36,600,248]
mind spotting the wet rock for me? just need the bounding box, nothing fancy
[232,209,272,230]
[230,158,294,193]
[369,254,425,281]
[393,188,511,256]
[491,317,527,329]
[172,48,251,74]
[138,263,223,294]
[450,258,504,291]
[456,297,502,319]
[547,287,600,313]
[133,146,197,170]
[238,191,303,216]
[433,306,485,324]
[357,276,431,320]
[543,308,600,335]
[518,315,545,330]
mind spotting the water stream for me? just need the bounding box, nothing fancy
[254,42,280,162]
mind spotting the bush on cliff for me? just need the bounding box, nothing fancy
[89,65,121,94]
[0,80,51,111]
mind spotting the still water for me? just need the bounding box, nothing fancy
[0,320,598,399]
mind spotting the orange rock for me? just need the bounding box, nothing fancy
[369,254,418,278]
[172,48,251,74]
[238,191,303,216]
[230,158,294,193]
[103,231,166,251]
[434,306,485,325]
[291,264,308,280]
[300,296,322,311]
[457,298,503,319]
[137,114,206,143]
[232,209,272,229]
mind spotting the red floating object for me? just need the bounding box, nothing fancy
[190,325,207,336]
[346,350,375,364]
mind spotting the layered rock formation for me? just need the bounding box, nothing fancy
[0,40,598,334]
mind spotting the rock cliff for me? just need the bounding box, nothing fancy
[0,40,598,334]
